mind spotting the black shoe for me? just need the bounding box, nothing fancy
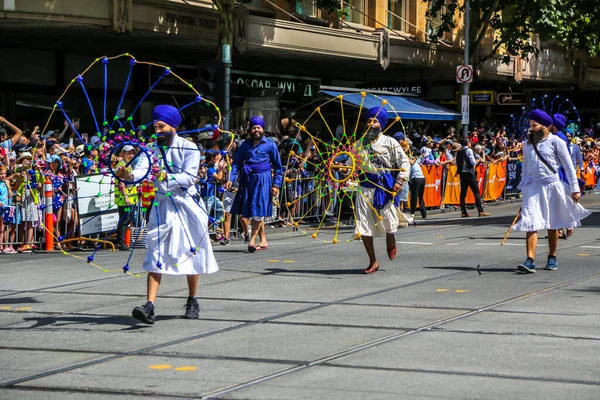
[220,238,229,246]
[244,234,250,243]
[117,243,130,251]
[182,296,200,319]
[132,302,155,324]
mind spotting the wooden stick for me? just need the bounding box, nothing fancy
[501,208,521,245]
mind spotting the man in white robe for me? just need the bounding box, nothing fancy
[514,109,591,273]
[117,105,218,323]
[355,107,410,274]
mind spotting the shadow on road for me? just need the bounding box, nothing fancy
[20,314,180,330]
[0,297,41,305]
[265,267,366,275]
[423,266,519,273]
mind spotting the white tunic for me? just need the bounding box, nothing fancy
[513,133,591,232]
[132,135,219,275]
[355,134,410,237]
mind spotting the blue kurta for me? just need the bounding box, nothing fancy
[230,137,283,218]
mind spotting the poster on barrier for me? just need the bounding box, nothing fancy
[75,174,119,236]
[467,164,486,204]
[505,160,522,192]
[443,165,485,205]
[484,161,507,202]
[421,165,443,208]
[442,165,461,205]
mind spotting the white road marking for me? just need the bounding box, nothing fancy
[396,241,434,245]
[475,243,546,247]
[581,246,600,249]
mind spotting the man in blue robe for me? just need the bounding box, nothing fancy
[226,116,283,252]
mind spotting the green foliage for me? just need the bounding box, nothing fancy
[536,0,600,56]
[426,0,540,67]
[426,0,600,67]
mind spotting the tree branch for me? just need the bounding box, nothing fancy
[473,39,503,68]
[473,0,500,51]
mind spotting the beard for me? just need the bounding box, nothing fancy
[528,127,544,145]
[156,132,174,146]
[363,126,381,143]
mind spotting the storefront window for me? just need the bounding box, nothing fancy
[343,0,364,25]
[296,0,316,16]
[387,0,406,32]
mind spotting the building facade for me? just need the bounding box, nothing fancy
[1,0,599,133]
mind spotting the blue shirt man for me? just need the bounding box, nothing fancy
[226,116,283,252]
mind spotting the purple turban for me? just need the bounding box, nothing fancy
[366,106,388,129]
[249,116,265,129]
[152,105,182,129]
[529,109,553,127]
[552,113,566,130]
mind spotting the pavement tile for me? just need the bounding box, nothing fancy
[329,330,600,384]
[276,304,468,329]
[220,364,600,400]
[151,323,400,362]
[0,349,105,385]
[19,355,288,398]
[0,318,237,353]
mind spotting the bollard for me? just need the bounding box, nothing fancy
[124,227,131,247]
[44,176,54,251]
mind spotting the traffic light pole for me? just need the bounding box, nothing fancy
[462,0,470,138]
[222,44,232,131]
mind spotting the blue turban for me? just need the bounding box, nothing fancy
[529,109,553,127]
[152,105,182,129]
[393,132,405,141]
[249,116,265,129]
[552,113,566,130]
[366,106,388,129]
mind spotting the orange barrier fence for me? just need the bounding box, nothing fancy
[420,161,508,208]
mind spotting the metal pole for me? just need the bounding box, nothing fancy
[222,44,232,131]
[462,0,470,138]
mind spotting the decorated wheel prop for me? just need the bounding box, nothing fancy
[107,141,155,185]
[282,92,407,244]
[34,53,229,276]
[507,95,581,138]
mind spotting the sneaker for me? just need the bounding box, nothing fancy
[544,257,558,271]
[220,238,230,246]
[17,245,32,253]
[182,297,200,319]
[517,259,536,274]
[132,302,156,324]
[244,234,250,243]
[5,247,18,254]
[479,212,491,217]
[117,243,130,251]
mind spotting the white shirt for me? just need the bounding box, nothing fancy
[356,134,410,181]
[521,133,579,193]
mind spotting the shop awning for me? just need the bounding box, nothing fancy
[320,89,462,121]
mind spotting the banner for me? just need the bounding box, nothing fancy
[422,165,443,208]
[484,161,507,201]
[442,165,485,205]
[75,174,119,236]
[505,160,522,192]
[442,165,461,205]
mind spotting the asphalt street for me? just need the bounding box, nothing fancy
[0,195,600,399]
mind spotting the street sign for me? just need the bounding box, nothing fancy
[461,95,469,125]
[456,65,473,83]
[497,92,528,106]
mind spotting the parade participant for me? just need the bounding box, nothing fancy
[225,116,283,252]
[113,145,138,251]
[116,105,218,324]
[355,107,410,274]
[456,138,490,218]
[514,109,591,273]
